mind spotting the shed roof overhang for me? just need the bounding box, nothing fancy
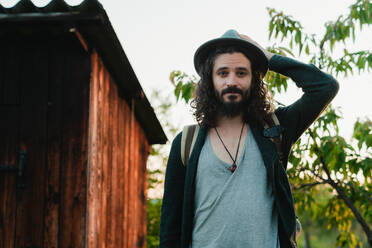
[0,0,167,145]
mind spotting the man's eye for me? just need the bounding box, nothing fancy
[237,71,247,76]
[218,71,227,76]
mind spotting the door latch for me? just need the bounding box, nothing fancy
[0,150,27,199]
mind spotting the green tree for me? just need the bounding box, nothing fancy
[170,0,372,247]
[146,198,162,248]
[146,89,181,247]
[147,89,179,196]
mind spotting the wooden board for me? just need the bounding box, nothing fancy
[87,51,150,248]
[0,34,91,248]
[58,37,90,248]
[15,40,49,248]
[0,39,19,248]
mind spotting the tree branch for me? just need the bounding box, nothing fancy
[327,179,372,246]
[308,129,372,246]
[293,181,328,191]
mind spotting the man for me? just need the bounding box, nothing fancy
[159,30,339,248]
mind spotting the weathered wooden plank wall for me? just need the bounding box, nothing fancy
[39,37,91,248]
[0,36,91,248]
[0,39,51,247]
[0,39,20,248]
[87,51,149,248]
[15,39,49,248]
[57,39,91,248]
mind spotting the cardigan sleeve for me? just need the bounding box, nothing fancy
[269,55,339,147]
[159,132,186,248]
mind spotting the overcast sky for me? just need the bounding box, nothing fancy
[106,0,372,139]
[2,0,371,140]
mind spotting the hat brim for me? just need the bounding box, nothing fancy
[194,37,268,77]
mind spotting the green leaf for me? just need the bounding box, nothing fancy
[182,82,195,103]
[269,21,274,38]
[174,81,182,100]
[279,46,295,57]
[295,31,301,44]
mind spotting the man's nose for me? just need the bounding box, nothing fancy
[225,74,238,86]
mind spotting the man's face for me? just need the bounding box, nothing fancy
[212,52,253,116]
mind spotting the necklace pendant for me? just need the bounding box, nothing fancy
[229,164,237,173]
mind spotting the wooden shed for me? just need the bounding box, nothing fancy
[0,0,167,247]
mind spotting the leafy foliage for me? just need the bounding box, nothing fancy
[170,71,197,103]
[267,0,372,76]
[288,109,371,247]
[147,89,180,194]
[147,199,162,248]
[266,1,372,246]
[146,89,182,247]
[353,118,372,150]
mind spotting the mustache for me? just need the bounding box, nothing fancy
[221,87,244,96]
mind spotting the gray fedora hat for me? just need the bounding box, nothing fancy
[194,29,268,77]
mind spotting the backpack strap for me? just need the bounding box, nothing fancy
[263,113,285,164]
[181,124,200,166]
[264,113,302,238]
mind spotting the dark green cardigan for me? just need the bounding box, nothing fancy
[159,55,339,248]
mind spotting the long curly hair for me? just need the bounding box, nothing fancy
[191,46,274,128]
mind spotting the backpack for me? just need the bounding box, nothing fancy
[179,113,302,239]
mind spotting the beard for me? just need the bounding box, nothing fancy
[216,87,251,118]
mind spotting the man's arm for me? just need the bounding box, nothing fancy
[269,55,339,144]
[159,132,186,248]
[237,32,339,146]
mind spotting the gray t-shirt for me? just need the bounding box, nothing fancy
[190,127,280,248]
